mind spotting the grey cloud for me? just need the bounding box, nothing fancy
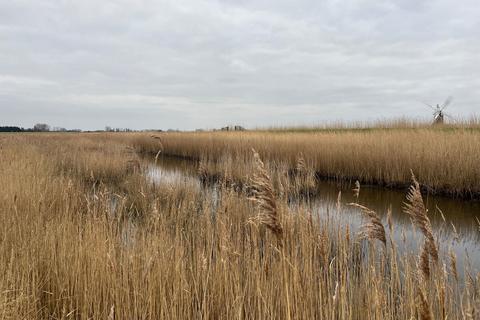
[1,0,479,130]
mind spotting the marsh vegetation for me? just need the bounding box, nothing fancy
[0,130,479,319]
[134,126,480,198]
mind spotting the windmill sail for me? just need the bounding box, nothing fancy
[441,96,453,111]
[422,96,453,125]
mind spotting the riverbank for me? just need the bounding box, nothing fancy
[131,128,480,199]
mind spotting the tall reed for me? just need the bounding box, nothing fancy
[130,128,480,198]
[0,133,477,319]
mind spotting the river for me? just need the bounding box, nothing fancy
[147,156,480,274]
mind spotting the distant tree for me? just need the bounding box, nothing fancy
[105,126,112,132]
[0,126,23,132]
[33,123,50,132]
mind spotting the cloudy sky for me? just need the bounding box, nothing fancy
[1,0,479,130]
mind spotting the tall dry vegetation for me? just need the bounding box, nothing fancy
[403,171,438,278]
[131,128,480,198]
[0,133,478,319]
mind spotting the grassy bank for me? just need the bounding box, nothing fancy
[132,128,480,198]
[0,133,478,318]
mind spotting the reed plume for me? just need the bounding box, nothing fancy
[347,203,386,246]
[248,149,283,240]
[150,135,164,164]
[403,171,438,263]
[198,157,208,182]
[449,249,458,281]
[296,154,307,173]
[419,242,431,278]
[417,289,433,320]
[336,191,342,213]
[353,180,360,199]
[386,205,393,233]
[295,154,315,191]
[108,305,115,320]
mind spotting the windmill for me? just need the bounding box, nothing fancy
[423,96,454,125]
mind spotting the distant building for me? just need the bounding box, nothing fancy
[220,125,245,131]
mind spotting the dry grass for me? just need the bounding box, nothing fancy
[258,116,480,132]
[347,203,386,246]
[248,149,283,240]
[403,172,439,279]
[131,127,480,198]
[0,133,478,319]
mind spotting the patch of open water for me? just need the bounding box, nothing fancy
[147,156,480,274]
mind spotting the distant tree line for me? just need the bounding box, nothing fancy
[33,123,50,132]
[0,126,25,132]
[105,126,137,132]
[0,123,81,133]
[1,123,162,133]
[104,126,152,132]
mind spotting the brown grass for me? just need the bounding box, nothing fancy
[403,171,439,279]
[0,132,477,319]
[248,149,283,240]
[131,128,480,198]
[417,288,433,320]
[347,203,386,246]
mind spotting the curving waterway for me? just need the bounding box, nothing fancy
[147,156,480,275]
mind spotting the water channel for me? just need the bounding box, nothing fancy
[147,156,480,274]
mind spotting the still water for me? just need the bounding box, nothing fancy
[147,156,480,273]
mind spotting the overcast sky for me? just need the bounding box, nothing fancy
[1,0,479,130]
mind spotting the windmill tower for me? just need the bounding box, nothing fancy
[423,97,454,125]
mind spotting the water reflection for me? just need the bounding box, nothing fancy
[307,181,480,274]
[148,156,480,273]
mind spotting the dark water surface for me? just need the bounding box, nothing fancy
[147,156,480,273]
